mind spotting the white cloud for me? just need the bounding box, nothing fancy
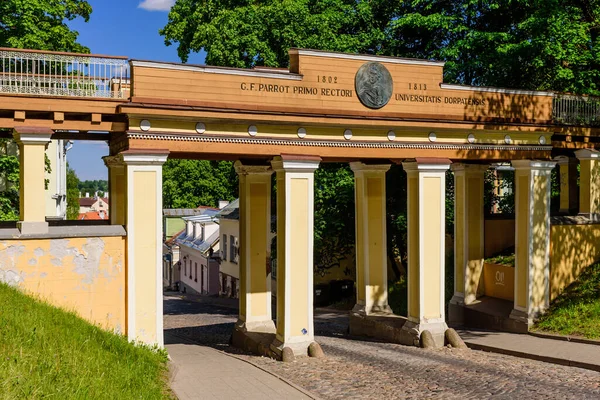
[138,0,176,11]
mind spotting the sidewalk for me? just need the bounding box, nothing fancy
[166,332,314,400]
[457,328,600,372]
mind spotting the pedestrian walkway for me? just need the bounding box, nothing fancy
[166,332,313,400]
[458,328,600,372]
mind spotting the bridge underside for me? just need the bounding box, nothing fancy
[2,47,600,355]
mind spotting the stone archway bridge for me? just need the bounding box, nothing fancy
[1,46,599,357]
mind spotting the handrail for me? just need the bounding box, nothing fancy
[0,47,128,60]
[0,48,130,99]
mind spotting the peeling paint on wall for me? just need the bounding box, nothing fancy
[0,236,126,332]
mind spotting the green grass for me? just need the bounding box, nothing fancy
[484,248,515,266]
[0,283,172,399]
[533,263,600,339]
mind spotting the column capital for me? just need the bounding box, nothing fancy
[349,161,390,173]
[575,149,600,161]
[511,160,556,171]
[271,154,321,173]
[120,149,169,166]
[553,155,571,166]
[12,127,52,145]
[233,161,272,175]
[402,158,451,173]
[102,155,125,169]
[450,163,489,174]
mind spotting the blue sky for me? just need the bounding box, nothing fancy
[66,0,206,181]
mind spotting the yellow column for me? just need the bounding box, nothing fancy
[554,156,578,214]
[271,155,320,357]
[450,164,487,319]
[122,150,169,346]
[234,161,275,334]
[510,160,555,327]
[13,127,52,235]
[575,149,600,219]
[103,155,127,225]
[402,159,451,347]
[350,162,391,315]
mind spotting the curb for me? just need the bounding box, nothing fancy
[464,342,600,373]
[166,332,321,400]
[528,331,600,346]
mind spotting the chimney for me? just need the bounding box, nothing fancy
[85,192,89,198]
[218,200,229,209]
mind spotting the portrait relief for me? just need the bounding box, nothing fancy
[355,62,393,109]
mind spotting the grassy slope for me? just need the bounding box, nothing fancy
[533,263,600,339]
[0,283,172,399]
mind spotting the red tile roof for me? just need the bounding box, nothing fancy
[78,211,108,220]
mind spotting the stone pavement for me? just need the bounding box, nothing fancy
[164,295,600,399]
[166,333,312,400]
[457,328,600,372]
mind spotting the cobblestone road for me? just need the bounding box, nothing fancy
[164,295,600,399]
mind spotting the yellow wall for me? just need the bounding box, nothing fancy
[0,236,126,332]
[422,176,442,319]
[550,224,600,300]
[484,218,515,257]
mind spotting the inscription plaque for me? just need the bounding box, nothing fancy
[355,62,393,109]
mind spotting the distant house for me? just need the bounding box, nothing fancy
[79,196,109,214]
[78,210,108,220]
[214,200,240,298]
[173,210,221,295]
[163,230,183,290]
[163,206,218,240]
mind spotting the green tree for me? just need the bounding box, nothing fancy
[161,0,394,65]
[66,164,80,220]
[0,0,92,52]
[162,160,238,208]
[0,138,19,221]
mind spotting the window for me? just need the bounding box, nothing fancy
[194,263,197,282]
[222,234,228,261]
[230,235,237,263]
[184,260,187,277]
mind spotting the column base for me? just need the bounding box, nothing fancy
[270,336,314,358]
[448,295,465,326]
[17,221,48,235]
[234,318,276,334]
[401,319,448,348]
[231,319,277,358]
[509,308,535,329]
[352,302,393,316]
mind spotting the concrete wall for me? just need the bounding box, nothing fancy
[0,235,126,333]
[550,222,600,300]
[484,217,515,257]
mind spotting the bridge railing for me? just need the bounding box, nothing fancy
[552,94,600,126]
[0,48,130,99]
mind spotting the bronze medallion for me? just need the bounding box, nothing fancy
[355,61,393,109]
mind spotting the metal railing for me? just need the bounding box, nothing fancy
[553,94,600,126]
[0,48,130,99]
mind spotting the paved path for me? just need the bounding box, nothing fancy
[164,294,600,399]
[166,338,310,400]
[458,328,600,371]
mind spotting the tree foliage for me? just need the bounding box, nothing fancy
[0,0,92,52]
[66,164,80,220]
[0,139,19,221]
[162,160,238,209]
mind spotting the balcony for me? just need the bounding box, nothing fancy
[552,94,600,126]
[0,48,130,99]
